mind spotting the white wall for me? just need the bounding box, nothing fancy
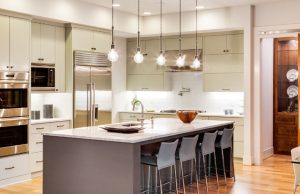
[0,0,137,34]
[260,39,274,159]
[31,93,72,119]
[121,72,244,114]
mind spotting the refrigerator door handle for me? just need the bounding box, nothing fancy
[92,83,96,126]
[87,83,93,126]
[94,104,99,121]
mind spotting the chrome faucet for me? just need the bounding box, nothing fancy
[132,100,145,127]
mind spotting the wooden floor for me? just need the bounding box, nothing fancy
[0,155,295,194]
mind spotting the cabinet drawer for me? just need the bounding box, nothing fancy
[233,142,244,158]
[275,116,296,125]
[30,152,43,173]
[31,123,49,134]
[50,121,70,131]
[30,134,43,153]
[234,126,244,142]
[275,125,297,137]
[0,154,30,180]
[208,117,244,126]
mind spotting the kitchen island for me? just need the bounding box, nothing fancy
[43,118,234,194]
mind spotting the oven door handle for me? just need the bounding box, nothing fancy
[0,117,29,127]
[0,81,29,89]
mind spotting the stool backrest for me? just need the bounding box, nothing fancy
[220,128,234,149]
[201,131,218,156]
[157,139,179,170]
[179,135,199,162]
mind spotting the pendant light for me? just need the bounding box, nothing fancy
[107,0,119,62]
[156,0,166,66]
[176,0,185,67]
[134,0,144,64]
[191,0,201,69]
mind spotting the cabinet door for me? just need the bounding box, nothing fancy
[55,27,66,92]
[143,39,164,74]
[127,74,165,91]
[181,37,203,50]
[0,15,9,71]
[127,40,148,74]
[10,17,30,71]
[165,38,179,51]
[204,54,244,73]
[72,28,93,51]
[204,35,226,55]
[93,31,111,53]
[227,34,244,54]
[31,23,41,64]
[203,73,244,92]
[41,24,56,64]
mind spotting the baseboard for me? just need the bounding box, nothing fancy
[0,174,31,188]
[31,171,43,178]
[263,147,274,159]
[243,154,253,165]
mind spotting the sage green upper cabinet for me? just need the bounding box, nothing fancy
[72,28,110,53]
[10,17,30,72]
[72,28,94,51]
[165,37,202,51]
[93,31,111,53]
[204,35,227,55]
[0,15,9,71]
[204,34,243,55]
[55,27,66,92]
[31,23,56,64]
[204,54,244,73]
[227,34,244,54]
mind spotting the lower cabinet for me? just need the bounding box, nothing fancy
[29,120,70,174]
[0,154,30,181]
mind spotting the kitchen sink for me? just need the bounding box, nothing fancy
[122,123,141,127]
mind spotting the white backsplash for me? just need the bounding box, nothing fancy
[125,72,244,114]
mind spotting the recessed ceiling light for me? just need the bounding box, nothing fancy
[196,5,205,9]
[112,3,120,7]
[143,12,152,15]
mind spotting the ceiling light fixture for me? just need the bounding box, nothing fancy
[156,0,166,66]
[143,12,152,15]
[176,0,185,67]
[134,0,144,64]
[107,0,119,63]
[196,5,204,9]
[191,0,201,69]
[112,3,120,7]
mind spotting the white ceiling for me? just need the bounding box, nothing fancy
[76,0,282,15]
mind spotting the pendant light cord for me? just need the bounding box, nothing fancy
[160,0,163,53]
[137,0,140,49]
[179,0,182,54]
[195,0,198,57]
[111,0,114,46]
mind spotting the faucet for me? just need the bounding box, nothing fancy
[132,100,145,127]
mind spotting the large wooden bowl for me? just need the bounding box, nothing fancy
[176,110,198,123]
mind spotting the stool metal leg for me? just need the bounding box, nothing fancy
[231,147,236,182]
[213,152,219,189]
[202,154,208,193]
[158,170,163,194]
[147,166,151,194]
[180,161,186,194]
[208,154,211,176]
[169,166,173,192]
[173,165,179,194]
[190,160,193,185]
[194,158,200,194]
[221,149,227,184]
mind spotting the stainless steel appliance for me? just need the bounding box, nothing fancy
[0,71,29,118]
[31,63,55,91]
[0,116,29,157]
[73,50,111,128]
[43,104,54,118]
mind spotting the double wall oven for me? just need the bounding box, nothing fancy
[0,71,29,157]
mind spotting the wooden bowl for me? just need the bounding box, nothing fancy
[176,110,198,123]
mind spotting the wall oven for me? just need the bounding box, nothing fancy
[0,117,29,157]
[31,64,55,91]
[0,72,29,118]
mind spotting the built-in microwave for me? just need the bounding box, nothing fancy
[31,64,55,91]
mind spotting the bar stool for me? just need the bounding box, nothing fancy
[198,131,219,192]
[215,128,235,184]
[178,135,200,194]
[141,140,179,194]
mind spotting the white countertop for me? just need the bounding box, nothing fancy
[44,118,234,143]
[31,118,71,125]
[119,111,244,118]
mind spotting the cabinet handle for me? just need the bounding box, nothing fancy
[36,127,44,130]
[222,88,231,91]
[223,50,226,52]
[129,116,136,118]
[36,160,43,163]
[91,48,96,51]
[36,142,43,144]
[141,88,149,90]
[6,66,9,69]
[5,166,15,170]
[57,125,64,128]
[226,50,229,52]
[10,66,13,69]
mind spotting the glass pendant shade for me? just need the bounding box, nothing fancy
[108,46,119,62]
[191,56,201,69]
[134,49,144,64]
[176,54,185,67]
[156,53,166,66]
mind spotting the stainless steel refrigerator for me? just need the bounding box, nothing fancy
[73,50,112,128]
